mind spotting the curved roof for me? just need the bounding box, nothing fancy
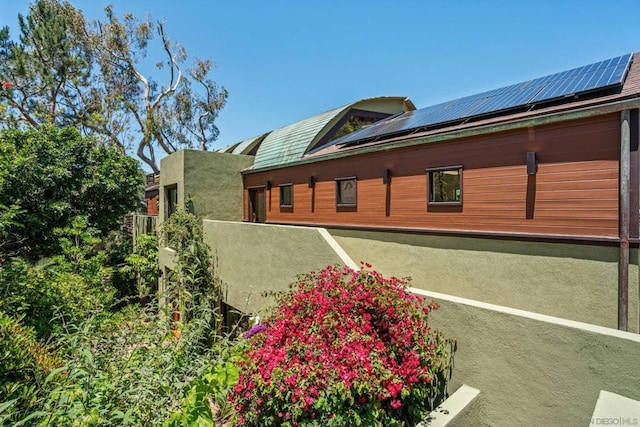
[218,143,240,153]
[231,133,269,155]
[250,96,414,170]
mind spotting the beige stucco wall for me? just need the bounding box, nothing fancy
[196,221,639,425]
[158,150,185,222]
[183,150,254,221]
[158,150,254,305]
[430,298,640,426]
[331,229,640,333]
[202,221,348,313]
[159,149,254,223]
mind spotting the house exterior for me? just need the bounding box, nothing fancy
[157,55,640,425]
[144,172,160,216]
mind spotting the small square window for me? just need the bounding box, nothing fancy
[336,177,357,206]
[427,167,462,204]
[279,184,293,207]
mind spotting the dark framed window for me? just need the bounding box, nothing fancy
[165,185,178,219]
[427,166,462,204]
[336,177,357,206]
[279,184,293,207]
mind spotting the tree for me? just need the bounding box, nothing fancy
[0,0,95,130]
[0,126,143,258]
[91,6,228,172]
[0,0,228,172]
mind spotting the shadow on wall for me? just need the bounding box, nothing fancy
[329,228,629,263]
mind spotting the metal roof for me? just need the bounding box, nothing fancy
[251,97,414,170]
[231,133,269,155]
[218,143,239,153]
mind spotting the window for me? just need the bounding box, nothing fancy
[427,167,462,204]
[279,184,293,207]
[165,185,178,219]
[336,177,357,206]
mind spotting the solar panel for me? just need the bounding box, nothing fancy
[336,53,633,147]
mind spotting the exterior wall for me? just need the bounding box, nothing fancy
[159,150,186,223]
[159,149,254,223]
[244,114,621,239]
[429,296,640,426]
[202,220,352,313]
[183,150,254,221]
[145,195,159,216]
[158,150,255,307]
[331,229,639,333]
[191,218,640,425]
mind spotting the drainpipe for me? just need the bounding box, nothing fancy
[619,109,630,331]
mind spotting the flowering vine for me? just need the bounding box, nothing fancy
[229,264,456,426]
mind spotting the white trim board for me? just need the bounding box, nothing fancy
[409,287,640,343]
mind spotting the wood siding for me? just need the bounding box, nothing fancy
[243,114,621,238]
[146,195,159,216]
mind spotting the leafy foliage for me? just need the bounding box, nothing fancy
[1,206,237,426]
[0,310,61,425]
[164,344,245,427]
[0,0,91,129]
[0,126,142,258]
[33,305,227,426]
[0,217,115,339]
[119,233,159,301]
[230,264,456,426]
[161,208,224,324]
[0,0,228,172]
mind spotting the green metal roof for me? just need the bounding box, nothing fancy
[251,97,414,169]
[218,143,240,153]
[231,133,269,155]
[252,105,346,169]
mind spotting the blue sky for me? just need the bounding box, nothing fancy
[2,0,640,153]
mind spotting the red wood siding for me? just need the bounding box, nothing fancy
[146,196,159,216]
[243,114,621,238]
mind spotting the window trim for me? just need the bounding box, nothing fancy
[426,166,463,206]
[165,184,178,219]
[335,176,358,207]
[279,183,293,207]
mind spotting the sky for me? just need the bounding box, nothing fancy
[2,0,640,155]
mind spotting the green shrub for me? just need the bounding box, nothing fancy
[164,343,244,426]
[33,305,223,426]
[0,311,61,425]
[119,233,159,302]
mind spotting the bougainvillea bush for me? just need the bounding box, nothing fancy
[230,264,456,426]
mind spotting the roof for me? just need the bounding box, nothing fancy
[226,96,415,170]
[304,52,640,162]
[231,133,268,155]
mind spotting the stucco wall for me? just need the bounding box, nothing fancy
[197,221,639,425]
[202,221,349,313]
[428,296,640,426]
[183,150,254,221]
[331,229,640,333]
[159,149,254,223]
[158,150,185,222]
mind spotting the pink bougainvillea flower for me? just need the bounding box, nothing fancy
[1,81,11,90]
[229,264,455,426]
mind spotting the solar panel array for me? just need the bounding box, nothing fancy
[336,53,633,147]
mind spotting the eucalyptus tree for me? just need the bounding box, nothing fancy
[91,6,228,172]
[0,0,228,172]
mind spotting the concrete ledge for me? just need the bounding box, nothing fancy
[417,384,480,427]
[589,390,640,426]
[409,287,640,343]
